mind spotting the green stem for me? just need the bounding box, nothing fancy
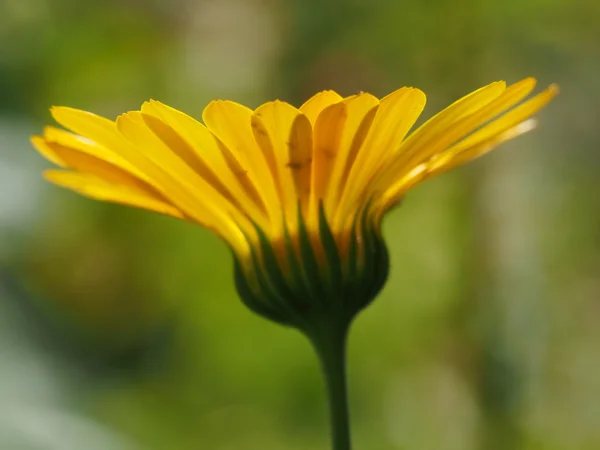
[307,320,352,450]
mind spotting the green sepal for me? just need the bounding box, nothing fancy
[282,220,313,302]
[296,205,326,305]
[367,226,389,302]
[252,223,309,327]
[233,255,291,326]
[318,203,344,303]
[232,205,390,331]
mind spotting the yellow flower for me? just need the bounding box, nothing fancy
[32,78,557,327]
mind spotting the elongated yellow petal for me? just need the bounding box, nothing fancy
[44,170,184,218]
[377,83,558,214]
[116,111,251,251]
[336,87,426,228]
[389,81,506,166]
[34,139,170,202]
[352,87,426,176]
[425,85,558,178]
[326,93,379,216]
[42,126,140,176]
[43,126,90,151]
[428,119,539,177]
[50,107,186,196]
[50,107,132,157]
[202,100,282,234]
[394,79,536,174]
[142,100,270,228]
[288,114,313,214]
[369,81,506,197]
[36,125,245,250]
[32,130,178,215]
[140,112,243,210]
[300,90,344,125]
[445,84,558,157]
[141,108,226,187]
[310,101,347,221]
[31,135,67,167]
[424,84,555,177]
[252,101,313,229]
[379,120,538,211]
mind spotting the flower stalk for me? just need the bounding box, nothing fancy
[305,316,352,450]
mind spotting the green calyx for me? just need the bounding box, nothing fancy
[233,203,389,331]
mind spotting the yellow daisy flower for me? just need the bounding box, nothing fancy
[32,78,556,328]
[32,78,556,450]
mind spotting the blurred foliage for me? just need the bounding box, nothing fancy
[1,0,599,449]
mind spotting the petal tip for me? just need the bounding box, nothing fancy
[30,135,45,148]
[49,105,66,119]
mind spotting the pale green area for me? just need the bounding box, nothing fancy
[0,0,599,448]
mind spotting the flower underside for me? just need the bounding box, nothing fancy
[32,79,556,284]
[234,202,389,327]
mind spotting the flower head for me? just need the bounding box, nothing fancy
[32,78,557,328]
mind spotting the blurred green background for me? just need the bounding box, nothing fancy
[1,0,599,449]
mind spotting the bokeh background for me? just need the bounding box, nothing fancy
[1,0,599,449]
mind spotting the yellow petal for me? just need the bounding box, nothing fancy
[428,119,539,177]
[398,78,535,172]
[49,107,177,190]
[371,81,507,196]
[288,114,313,214]
[44,170,184,218]
[42,126,138,175]
[51,107,131,156]
[43,126,89,149]
[354,87,426,172]
[140,112,241,209]
[393,82,506,163]
[202,100,282,233]
[116,111,251,251]
[336,87,426,228]
[31,135,67,167]
[252,100,312,229]
[141,105,225,184]
[310,101,347,219]
[426,85,557,176]
[300,90,344,125]
[46,107,217,224]
[44,127,152,184]
[51,106,210,227]
[36,138,169,201]
[378,83,558,210]
[446,84,558,157]
[326,93,379,216]
[141,100,270,229]
[375,163,428,216]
